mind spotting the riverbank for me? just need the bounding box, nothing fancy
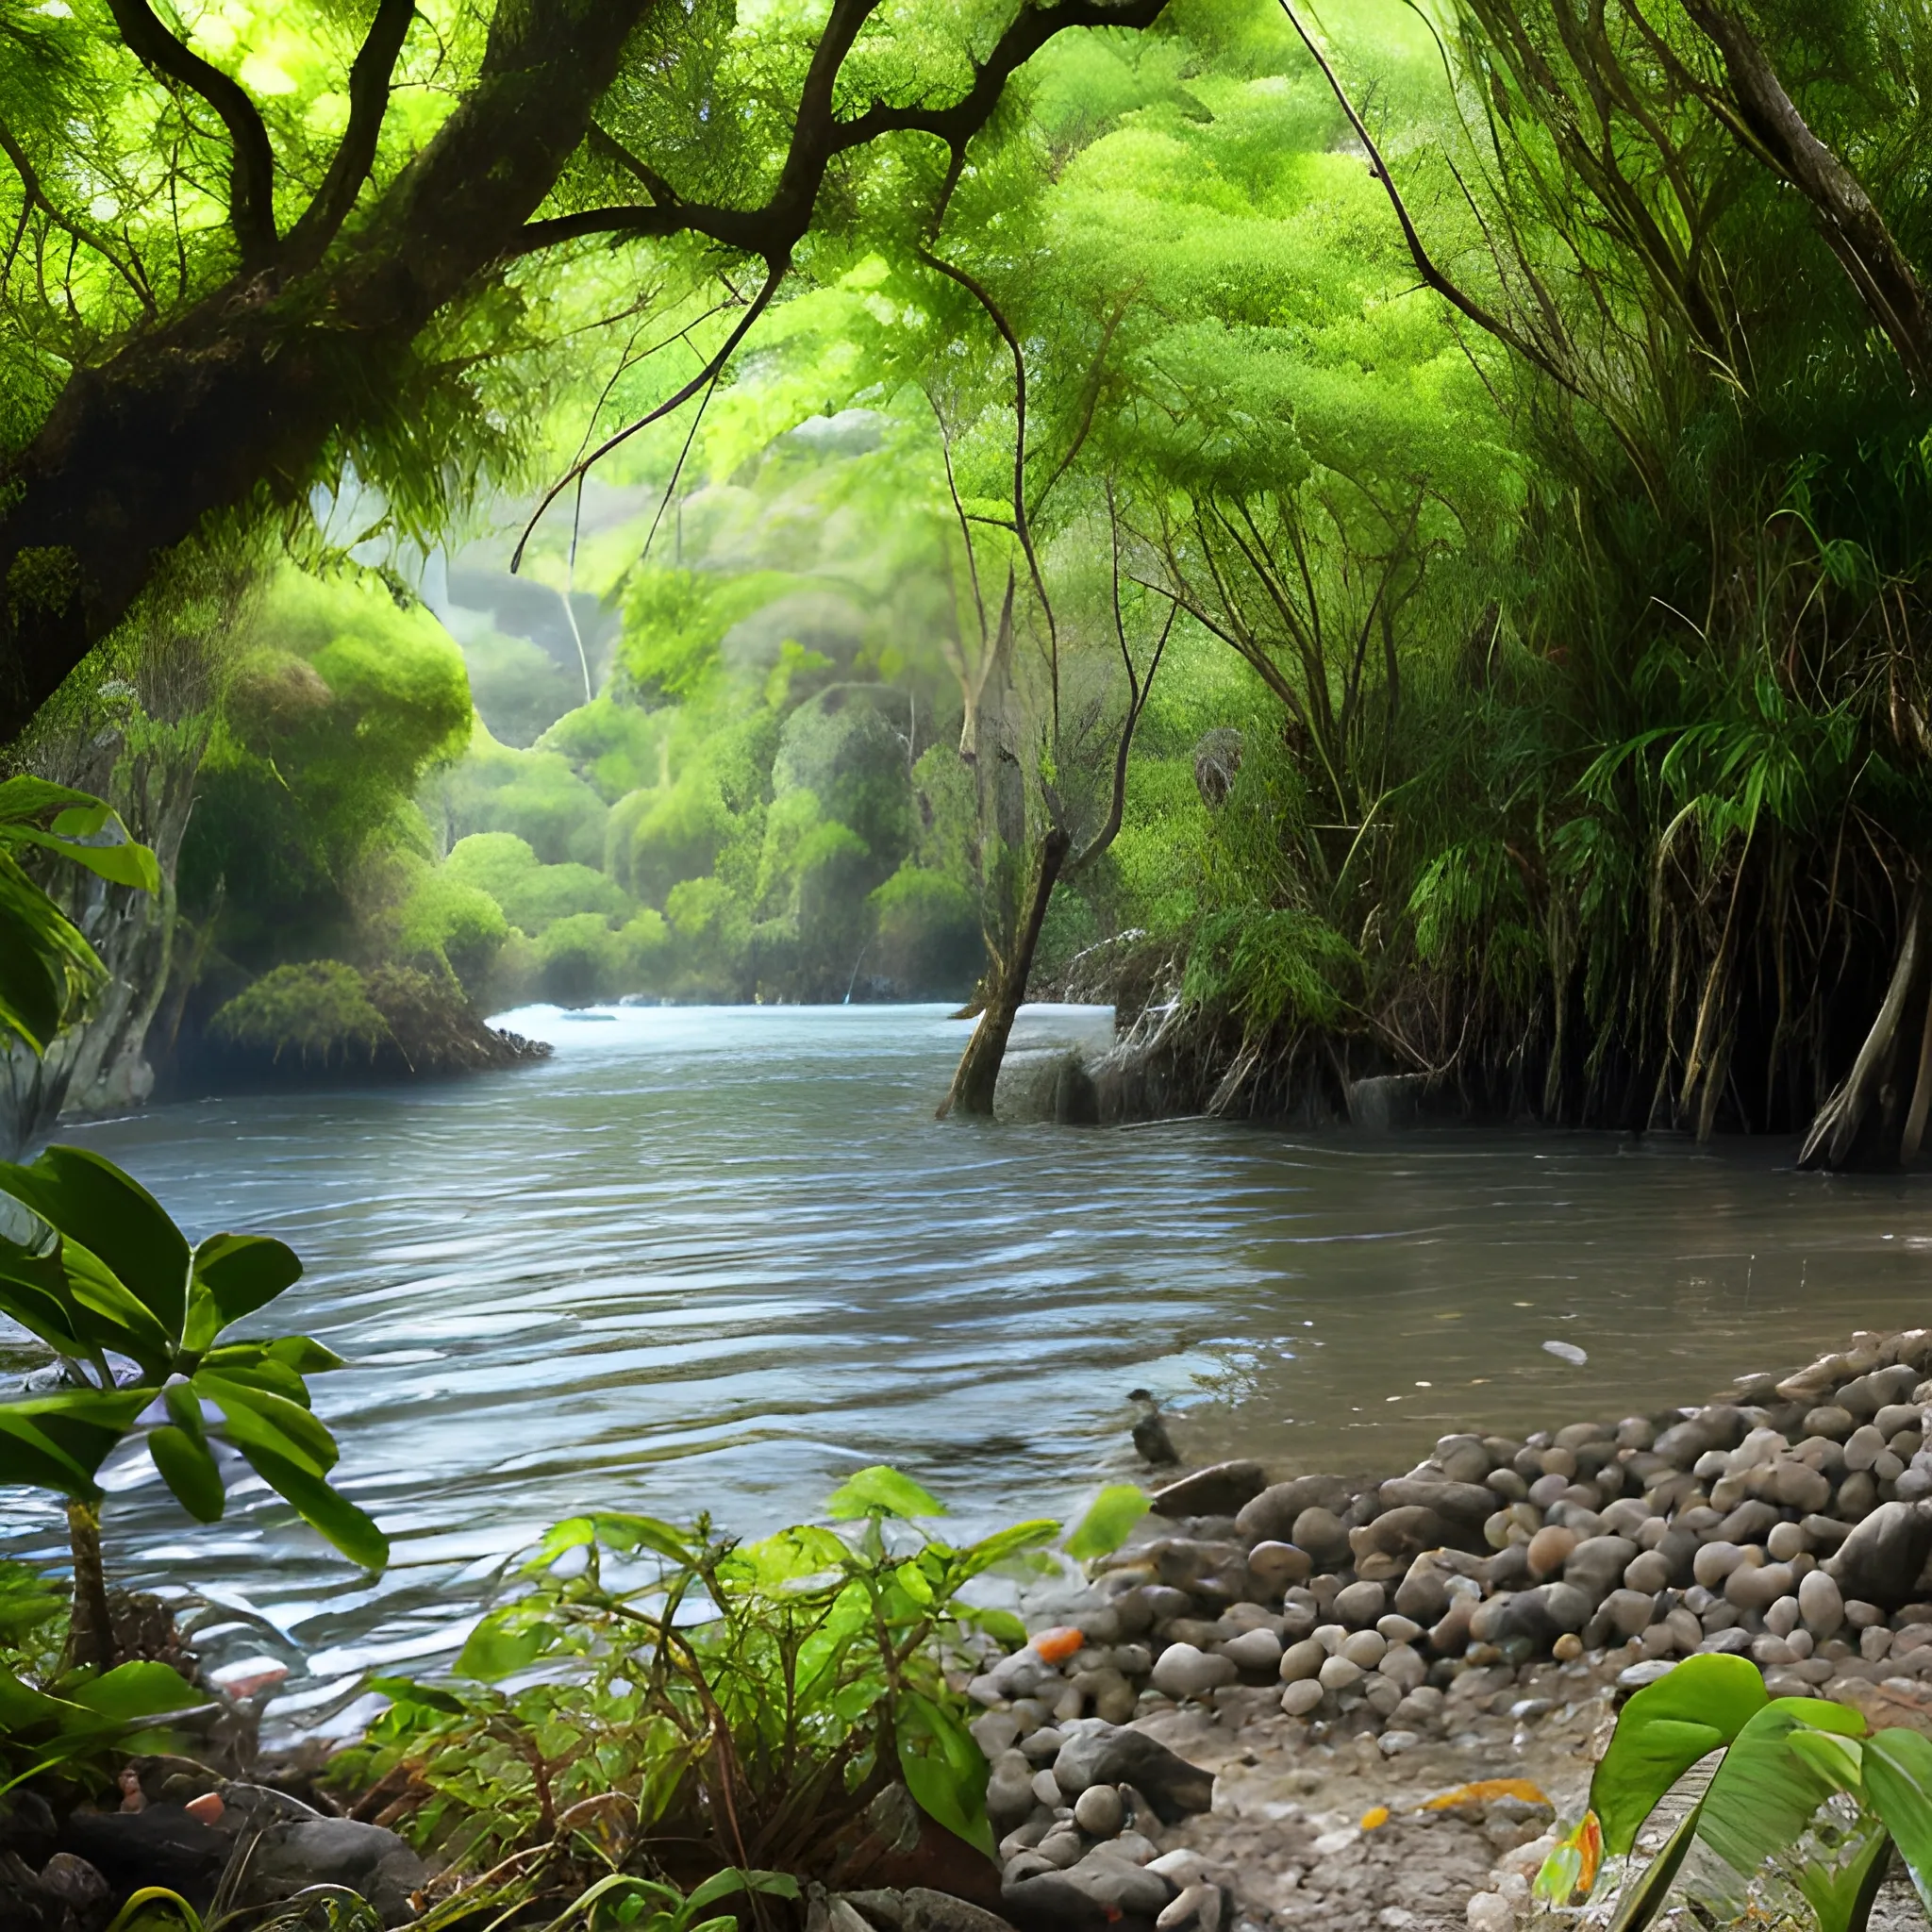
[964,1323,1932,1932]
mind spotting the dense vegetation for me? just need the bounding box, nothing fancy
[5,0,1932,1155]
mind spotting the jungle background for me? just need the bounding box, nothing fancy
[8,0,1932,1154]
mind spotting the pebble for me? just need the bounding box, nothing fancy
[1280,1679,1324,1718]
[1800,1568,1845,1638]
[1278,1638,1326,1683]
[1220,1627,1282,1674]
[1150,1643,1237,1702]
[1334,1580,1387,1627]
[1525,1525,1575,1576]
[1466,1892,1514,1932]
[1074,1784,1124,1837]
[1318,1655,1364,1691]
[1341,1629,1388,1669]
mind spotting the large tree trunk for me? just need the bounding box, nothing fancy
[0,0,653,744]
[940,827,1071,1118]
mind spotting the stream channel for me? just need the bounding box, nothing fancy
[2,1001,1929,1734]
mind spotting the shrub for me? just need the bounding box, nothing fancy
[870,868,983,998]
[209,961,389,1065]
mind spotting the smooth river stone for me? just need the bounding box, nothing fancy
[1149,1642,1236,1702]
[1525,1525,1576,1577]
[1277,1638,1325,1684]
[1246,1541,1311,1592]
[1333,1580,1387,1627]
[1799,1568,1845,1638]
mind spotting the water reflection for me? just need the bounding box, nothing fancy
[0,1002,1926,1724]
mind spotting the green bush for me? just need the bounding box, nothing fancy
[396,865,509,993]
[539,696,672,802]
[425,721,608,866]
[620,770,736,906]
[209,961,390,1065]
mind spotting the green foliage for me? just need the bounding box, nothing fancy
[1544,1657,1932,1929]
[0,1657,205,1791]
[327,1478,1080,1893]
[209,961,389,1066]
[0,1143,385,1570]
[0,776,158,1057]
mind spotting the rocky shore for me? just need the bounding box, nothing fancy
[966,1324,1932,1932]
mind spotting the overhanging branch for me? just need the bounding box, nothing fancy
[105,0,278,269]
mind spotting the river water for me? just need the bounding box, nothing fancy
[3,1002,1930,1727]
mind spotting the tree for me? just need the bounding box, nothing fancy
[0,0,1171,748]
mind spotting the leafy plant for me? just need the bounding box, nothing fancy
[330,1473,1145,1916]
[0,1657,205,1794]
[0,1144,386,1671]
[0,776,159,1057]
[1537,1653,1932,1928]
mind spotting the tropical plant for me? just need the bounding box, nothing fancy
[0,1143,386,1672]
[1536,1653,1932,1929]
[0,1656,205,1795]
[0,775,159,1058]
[327,1472,1145,1917]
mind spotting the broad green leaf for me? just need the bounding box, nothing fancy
[1865,1726,1932,1914]
[10,824,160,891]
[1589,1654,1771,1854]
[526,1516,598,1571]
[960,1519,1061,1572]
[58,1235,175,1372]
[264,1335,343,1374]
[0,1386,151,1500]
[1789,1726,1866,1794]
[590,1511,698,1563]
[148,1425,225,1523]
[1064,1484,1149,1560]
[1605,1799,1703,1931]
[64,1660,201,1724]
[195,1372,338,1474]
[824,1464,945,1520]
[0,1663,73,1731]
[237,1441,388,1570]
[455,1609,560,1682]
[367,1674,466,1715]
[0,1242,93,1357]
[1695,1698,1864,1892]
[1795,1821,1890,1932]
[0,1146,191,1340]
[187,1232,302,1346]
[0,776,102,824]
[898,1688,994,1856]
[686,1869,801,1911]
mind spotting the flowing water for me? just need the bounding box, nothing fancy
[3,1001,1930,1730]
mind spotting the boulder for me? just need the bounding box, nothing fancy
[1052,1727,1213,1823]
[901,1891,1022,1932]
[236,1818,427,1926]
[1291,1507,1351,1568]
[1235,1475,1356,1545]
[1826,1502,1932,1610]
[1374,1478,1496,1535]
[1151,1462,1266,1521]
[60,1807,227,1907]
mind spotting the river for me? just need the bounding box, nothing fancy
[2,1001,1929,1732]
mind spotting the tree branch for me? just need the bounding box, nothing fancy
[284,0,419,269]
[1676,0,1932,388]
[1274,0,1583,401]
[105,0,278,269]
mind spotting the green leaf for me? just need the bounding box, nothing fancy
[101,1885,208,1932]
[0,777,102,825]
[1589,1653,1771,1855]
[1694,1698,1864,1893]
[960,1520,1061,1573]
[1064,1484,1149,1560]
[455,1609,559,1683]
[1789,1726,1866,1794]
[0,1386,152,1501]
[1864,1726,1932,1915]
[64,1660,201,1724]
[148,1426,225,1523]
[0,1146,191,1341]
[195,1372,338,1474]
[1605,1800,1703,1931]
[10,824,160,891]
[686,1869,801,1912]
[367,1674,467,1715]
[898,1689,993,1856]
[187,1232,302,1346]
[591,1511,700,1564]
[824,1464,945,1520]
[1795,1821,1891,1932]
[236,1441,388,1570]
